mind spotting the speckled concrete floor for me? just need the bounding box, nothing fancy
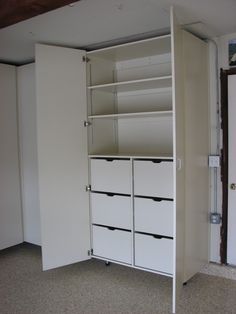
[0,243,236,314]
[201,262,236,281]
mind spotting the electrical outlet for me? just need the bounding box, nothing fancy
[210,213,221,224]
[208,155,220,168]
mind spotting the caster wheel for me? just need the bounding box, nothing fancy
[183,282,187,286]
[105,261,110,266]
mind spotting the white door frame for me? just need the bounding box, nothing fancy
[220,68,236,264]
[227,73,236,265]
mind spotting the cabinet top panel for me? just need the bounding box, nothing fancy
[87,35,171,62]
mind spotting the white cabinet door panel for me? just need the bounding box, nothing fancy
[36,44,90,270]
[92,225,132,264]
[90,158,131,194]
[135,197,173,237]
[135,233,173,274]
[134,160,173,198]
[91,192,131,229]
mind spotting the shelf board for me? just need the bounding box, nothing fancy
[88,110,173,119]
[88,76,172,93]
[89,153,173,160]
[87,34,171,62]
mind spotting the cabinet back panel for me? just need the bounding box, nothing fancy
[89,57,115,86]
[116,54,171,82]
[90,90,116,115]
[87,36,171,62]
[118,116,173,155]
[88,119,118,154]
[117,88,172,114]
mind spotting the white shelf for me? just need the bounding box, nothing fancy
[88,76,172,93]
[89,153,173,160]
[88,110,173,119]
[87,34,171,62]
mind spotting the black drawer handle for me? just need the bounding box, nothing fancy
[151,197,162,202]
[153,235,163,239]
[105,158,129,162]
[149,159,173,163]
[107,226,115,231]
[106,193,115,197]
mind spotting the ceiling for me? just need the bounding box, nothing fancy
[0,0,236,65]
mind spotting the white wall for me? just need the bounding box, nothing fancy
[17,63,41,246]
[0,64,23,249]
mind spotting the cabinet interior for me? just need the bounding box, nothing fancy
[87,35,173,157]
[87,34,175,276]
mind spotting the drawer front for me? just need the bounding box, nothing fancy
[135,233,173,274]
[92,225,132,264]
[134,160,173,198]
[90,158,131,194]
[134,197,173,237]
[91,192,131,229]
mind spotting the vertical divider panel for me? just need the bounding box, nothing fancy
[171,7,185,314]
[130,158,135,266]
[88,158,93,256]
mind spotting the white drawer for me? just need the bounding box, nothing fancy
[90,158,131,194]
[92,225,132,264]
[134,197,173,237]
[135,233,173,274]
[91,192,131,229]
[134,159,173,198]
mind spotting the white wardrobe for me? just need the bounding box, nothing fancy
[34,9,209,313]
[1,8,209,314]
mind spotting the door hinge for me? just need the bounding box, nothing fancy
[86,185,91,192]
[82,56,90,62]
[84,121,91,127]
[88,249,93,256]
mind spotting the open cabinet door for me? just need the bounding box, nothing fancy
[171,7,185,314]
[182,31,209,282]
[35,44,91,270]
[171,6,209,313]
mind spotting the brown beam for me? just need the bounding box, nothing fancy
[0,0,80,29]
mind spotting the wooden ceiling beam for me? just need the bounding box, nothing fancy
[0,0,80,29]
